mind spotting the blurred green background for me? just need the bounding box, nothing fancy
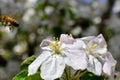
[0,0,120,80]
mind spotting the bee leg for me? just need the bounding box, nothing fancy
[9,26,12,30]
[9,26,13,31]
[1,21,4,25]
[3,20,7,26]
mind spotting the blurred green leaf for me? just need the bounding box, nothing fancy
[25,72,42,80]
[103,29,115,41]
[20,56,36,70]
[40,15,48,20]
[35,3,45,12]
[68,9,75,19]
[12,70,42,80]
[12,70,28,80]
[59,8,66,17]
[81,72,104,80]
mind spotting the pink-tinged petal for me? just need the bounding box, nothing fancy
[105,52,117,66]
[103,52,117,76]
[40,40,53,51]
[40,39,52,47]
[41,55,65,80]
[28,51,51,76]
[103,62,112,76]
[62,39,87,50]
[87,55,102,76]
[90,34,107,49]
[60,34,75,44]
[64,50,87,70]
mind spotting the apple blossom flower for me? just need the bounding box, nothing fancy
[28,34,87,80]
[80,34,116,76]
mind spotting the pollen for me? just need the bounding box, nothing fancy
[49,41,62,55]
[87,43,98,55]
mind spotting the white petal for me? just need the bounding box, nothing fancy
[28,51,51,75]
[105,52,117,65]
[94,48,107,55]
[103,62,112,76]
[64,50,87,70]
[94,58,102,76]
[73,39,87,49]
[90,34,107,49]
[41,55,65,80]
[87,55,102,76]
[60,34,75,44]
[80,36,95,41]
[89,34,107,56]
[103,52,117,75]
[62,39,87,50]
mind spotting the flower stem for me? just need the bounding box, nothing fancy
[74,70,81,76]
[73,70,87,80]
[72,70,81,80]
[65,66,71,80]
[68,66,71,79]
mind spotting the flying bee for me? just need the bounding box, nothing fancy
[0,16,19,30]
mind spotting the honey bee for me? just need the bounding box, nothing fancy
[0,16,19,30]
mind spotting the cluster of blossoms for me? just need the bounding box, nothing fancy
[28,34,116,80]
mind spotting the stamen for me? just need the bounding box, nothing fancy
[49,41,62,55]
[87,43,98,55]
[69,34,72,37]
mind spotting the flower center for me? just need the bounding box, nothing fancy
[49,41,62,55]
[86,43,98,55]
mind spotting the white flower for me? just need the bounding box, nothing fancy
[28,34,87,80]
[80,34,116,76]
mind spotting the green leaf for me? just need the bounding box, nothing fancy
[12,70,28,80]
[68,9,75,19]
[20,56,36,71]
[40,15,48,20]
[103,29,115,41]
[35,3,45,12]
[25,72,42,80]
[81,72,104,80]
[12,70,42,80]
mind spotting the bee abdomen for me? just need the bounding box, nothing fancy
[0,16,19,27]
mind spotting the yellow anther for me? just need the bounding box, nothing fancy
[49,41,62,55]
[87,43,98,55]
[69,34,73,37]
